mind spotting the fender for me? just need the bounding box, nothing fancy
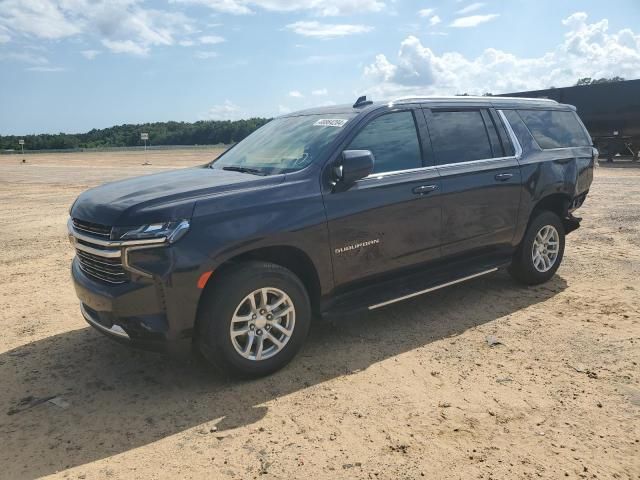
[506,110,595,246]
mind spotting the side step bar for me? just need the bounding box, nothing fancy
[367,268,498,310]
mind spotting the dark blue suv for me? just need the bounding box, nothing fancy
[68,95,595,376]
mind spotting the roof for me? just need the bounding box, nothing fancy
[283,95,572,118]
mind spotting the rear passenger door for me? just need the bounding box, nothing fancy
[423,107,521,258]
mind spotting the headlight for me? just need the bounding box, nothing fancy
[112,219,190,244]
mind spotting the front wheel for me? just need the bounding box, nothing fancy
[509,211,565,285]
[197,261,311,377]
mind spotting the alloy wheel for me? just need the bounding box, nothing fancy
[229,287,296,361]
[531,225,560,272]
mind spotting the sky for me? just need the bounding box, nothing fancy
[1,0,639,135]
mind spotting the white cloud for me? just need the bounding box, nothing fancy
[364,53,397,83]
[171,0,385,16]
[101,39,149,56]
[450,14,499,28]
[456,2,485,15]
[204,100,242,120]
[289,90,304,98]
[0,0,195,56]
[429,15,441,27]
[179,40,195,47]
[0,0,81,40]
[0,26,11,43]
[418,8,434,18]
[200,35,225,44]
[278,105,292,114]
[81,49,100,60]
[312,88,328,96]
[363,13,640,97]
[285,21,372,39]
[194,51,219,59]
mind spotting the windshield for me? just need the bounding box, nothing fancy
[211,114,355,175]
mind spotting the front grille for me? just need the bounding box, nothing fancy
[72,218,112,238]
[76,250,127,284]
[70,218,127,285]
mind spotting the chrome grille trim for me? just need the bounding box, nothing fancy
[69,220,167,247]
[74,241,122,259]
[69,218,126,284]
[72,218,112,238]
[68,218,168,285]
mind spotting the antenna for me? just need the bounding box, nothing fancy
[353,95,373,108]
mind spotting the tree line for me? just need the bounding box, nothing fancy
[0,118,270,151]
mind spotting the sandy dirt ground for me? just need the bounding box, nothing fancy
[0,150,638,480]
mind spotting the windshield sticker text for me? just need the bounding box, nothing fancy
[314,119,348,128]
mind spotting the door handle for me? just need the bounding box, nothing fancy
[412,184,438,195]
[494,173,513,181]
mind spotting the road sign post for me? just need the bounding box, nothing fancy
[141,133,150,165]
[18,139,24,161]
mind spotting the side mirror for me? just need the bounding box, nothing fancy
[334,150,374,191]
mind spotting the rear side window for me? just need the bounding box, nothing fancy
[516,109,590,149]
[428,110,493,165]
[347,111,422,174]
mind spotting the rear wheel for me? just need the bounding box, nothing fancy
[197,261,311,377]
[509,211,565,285]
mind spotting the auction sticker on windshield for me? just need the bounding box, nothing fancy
[314,119,348,127]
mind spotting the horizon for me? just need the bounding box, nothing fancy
[1,0,639,136]
[3,77,637,138]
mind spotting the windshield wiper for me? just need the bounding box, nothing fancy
[221,166,267,176]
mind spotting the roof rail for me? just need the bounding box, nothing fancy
[388,95,558,105]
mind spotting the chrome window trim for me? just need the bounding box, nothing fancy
[348,108,534,182]
[436,155,518,171]
[436,156,519,176]
[497,109,523,159]
[357,165,439,183]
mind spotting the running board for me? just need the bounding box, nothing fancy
[321,252,511,318]
[367,268,497,310]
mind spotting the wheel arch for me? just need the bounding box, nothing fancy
[531,193,572,219]
[197,245,323,318]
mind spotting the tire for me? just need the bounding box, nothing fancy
[196,261,311,377]
[509,211,565,285]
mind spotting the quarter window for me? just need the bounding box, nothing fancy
[516,109,590,149]
[347,111,422,174]
[428,110,494,165]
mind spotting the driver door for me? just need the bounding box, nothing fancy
[322,108,442,289]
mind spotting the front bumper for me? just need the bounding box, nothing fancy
[71,252,202,358]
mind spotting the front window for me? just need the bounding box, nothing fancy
[211,114,355,175]
[346,111,423,174]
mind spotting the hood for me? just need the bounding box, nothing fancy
[71,166,285,226]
